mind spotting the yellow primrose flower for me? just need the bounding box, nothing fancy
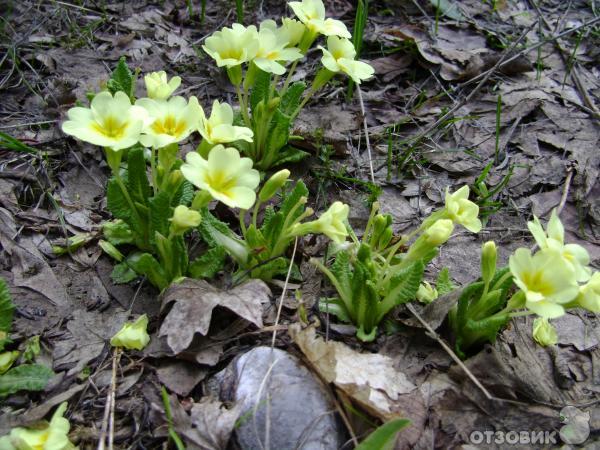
[110,314,150,350]
[0,403,75,450]
[509,248,579,318]
[577,272,600,313]
[198,100,254,145]
[444,185,482,233]
[416,282,438,303]
[0,351,19,375]
[424,219,454,246]
[291,201,349,243]
[144,71,181,100]
[532,317,558,347]
[202,23,259,68]
[260,18,306,48]
[289,0,351,38]
[253,28,303,75]
[62,91,146,150]
[181,145,260,210]
[135,96,202,149]
[528,209,591,282]
[319,36,374,84]
[170,205,202,235]
[259,169,291,202]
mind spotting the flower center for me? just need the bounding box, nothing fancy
[206,170,237,196]
[92,116,128,139]
[522,270,553,296]
[151,115,187,136]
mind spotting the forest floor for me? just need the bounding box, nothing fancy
[0,0,599,448]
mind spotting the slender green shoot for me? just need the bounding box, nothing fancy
[0,131,38,154]
[346,0,368,100]
[235,0,244,24]
[200,0,206,24]
[536,19,543,80]
[186,0,193,18]
[494,93,502,164]
[562,31,583,86]
[386,126,394,182]
[161,387,186,450]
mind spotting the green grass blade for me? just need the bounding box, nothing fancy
[355,419,411,450]
[0,131,38,154]
[346,0,368,99]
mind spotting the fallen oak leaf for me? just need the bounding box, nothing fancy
[159,278,271,355]
[289,323,416,421]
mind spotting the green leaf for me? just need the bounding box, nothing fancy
[0,364,54,397]
[103,219,135,245]
[127,253,169,290]
[319,298,352,323]
[107,178,132,222]
[271,146,310,167]
[245,225,267,250]
[126,147,151,206]
[107,56,135,100]
[149,192,172,241]
[436,267,455,295]
[279,82,306,117]
[198,208,235,247]
[379,261,424,319]
[355,419,411,450]
[0,277,14,351]
[171,180,195,207]
[250,69,271,112]
[280,180,308,222]
[265,109,291,153]
[330,250,353,302]
[249,256,289,281]
[0,131,38,154]
[260,206,283,248]
[111,261,139,284]
[188,246,226,279]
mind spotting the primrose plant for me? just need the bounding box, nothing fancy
[449,209,599,357]
[312,186,483,341]
[61,59,350,290]
[202,0,374,170]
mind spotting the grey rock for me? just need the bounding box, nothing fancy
[219,346,346,450]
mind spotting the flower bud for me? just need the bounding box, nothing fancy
[145,71,181,100]
[416,282,438,304]
[267,97,281,111]
[110,315,150,350]
[170,205,202,236]
[259,169,291,202]
[425,219,454,246]
[481,241,497,285]
[0,351,19,375]
[532,317,558,347]
[99,240,125,262]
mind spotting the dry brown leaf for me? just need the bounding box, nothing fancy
[159,278,271,354]
[289,324,416,420]
[189,398,244,450]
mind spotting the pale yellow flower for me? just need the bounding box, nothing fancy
[528,209,591,282]
[424,219,454,246]
[444,185,482,233]
[319,36,374,84]
[416,282,438,303]
[144,71,181,100]
[289,0,351,38]
[110,315,150,350]
[291,201,349,243]
[509,248,579,318]
[135,96,202,149]
[198,100,253,145]
[253,28,303,75]
[62,91,146,150]
[258,169,291,202]
[577,272,600,313]
[0,403,75,450]
[532,317,558,347]
[260,18,306,47]
[170,205,201,235]
[181,145,260,209]
[202,23,259,68]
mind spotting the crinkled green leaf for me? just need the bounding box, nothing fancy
[435,267,455,295]
[265,109,290,153]
[271,146,310,167]
[103,219,135,245]
[171,180,195,207]
[250,69,271,112]
[107,56,135,100]
[0,277,14,351]
[319,298,352,323]
[149,191,171,241]
[379,261,424,319]
[127,252,169,290]
[111,261,139,284]
[355,419,411,450]
[0,364,54,397]
[279,82,306,117]
[198,208,235,247]
[279,180,308,223]
[188,246,226,279]
[126,147,151,206]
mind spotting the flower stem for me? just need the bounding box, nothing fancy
[235,84,251,128]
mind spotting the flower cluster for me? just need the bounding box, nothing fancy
[510,209,597,319]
